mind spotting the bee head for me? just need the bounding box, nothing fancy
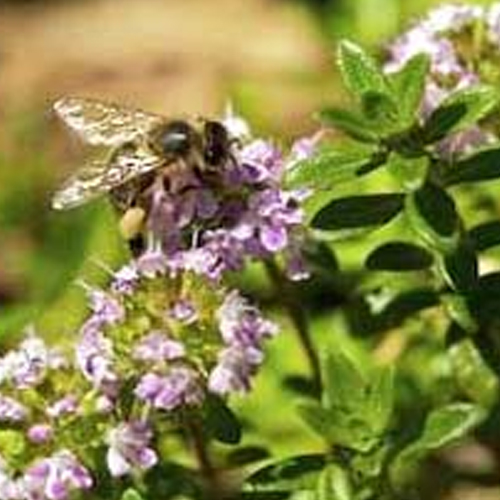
[158,121,196,157]
[203,120,230,166]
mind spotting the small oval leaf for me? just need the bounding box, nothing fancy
[312,194,404,230]
[405,183,459,251]
[365,242,434,271]
[469,220,500,251]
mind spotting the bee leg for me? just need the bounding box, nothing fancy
[128,234,146,258]
[118,206,147,257]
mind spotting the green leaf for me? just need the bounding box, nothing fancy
[365,241,434,271]
[360,91,399,133]
[323,352,366,410]
[143,461,203,499]
[317,107,379,143]
[286,144,380,190]
[386,153,429,191]
[441,293,478,333]
[389,54,430,125]
[440,241,478,293]
[443,147,500,185]
[390,403,485,488]
[299,403,341,441]
[470,272,500,324]
[337,40,389,98]
[226,446,271,467]
[423,85,499,143]
[203,395,241,445]
[405,183,459,252]
[366,366,394,435]
[243,455,327,494]
[302,240,339,275]
[316,465,353,500]
[469,220,500,251]
[312,194,404,231]
[375,289,439,329]
[449,339,499,408]
[413,403,484,448]
[300,353,393,452]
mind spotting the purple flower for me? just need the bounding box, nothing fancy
[233,140,283,184]
[111,264,139,295]
[385,26,462,76]
[136,249,169,278]
[0,395,28,422]
[106,421,157,477]
[135,367,203,411]
[86,289,124,326]
[170,300,198,324]
[27,424,53,445]
[287,133,322,169]
[46,395,79,419]
[284,239,311,281]
[217,290,278,347]
[76,330,117,393]
[384,7,497,156]
[422,4,482,34]
[0,333,66,389]
[208,344,264,395]
[0,462,23,500]
[24,451,92,500]
[133,331,185,362]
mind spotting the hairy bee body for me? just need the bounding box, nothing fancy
[52,97,232,252]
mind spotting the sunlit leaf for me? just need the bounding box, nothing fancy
[337,40,389,98]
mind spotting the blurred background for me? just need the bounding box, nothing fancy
[0,1,499,499]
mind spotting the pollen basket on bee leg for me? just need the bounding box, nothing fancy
[119,207,147,240]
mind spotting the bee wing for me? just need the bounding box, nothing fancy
[52,145,164,210]
[54,97,165,146]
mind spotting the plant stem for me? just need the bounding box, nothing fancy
[264,259,322,392]
[186,417,221,500]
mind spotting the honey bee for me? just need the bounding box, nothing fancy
[52,97,232,251]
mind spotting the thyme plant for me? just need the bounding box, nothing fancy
[3,3,500,500]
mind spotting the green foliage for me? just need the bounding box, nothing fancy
[390,403,485,489]
[422,85,499,143]
[299,352,393,453]
[286,38,500,500]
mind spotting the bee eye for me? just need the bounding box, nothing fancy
[204,121,229,166]
[160,121,193,156]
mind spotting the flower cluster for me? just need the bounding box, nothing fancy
[0,111,314,499]
[80,260,278,406]
[385,3,500,156]
[0,332,93,500]
[0,268,278,499]
[142,114,313,281]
